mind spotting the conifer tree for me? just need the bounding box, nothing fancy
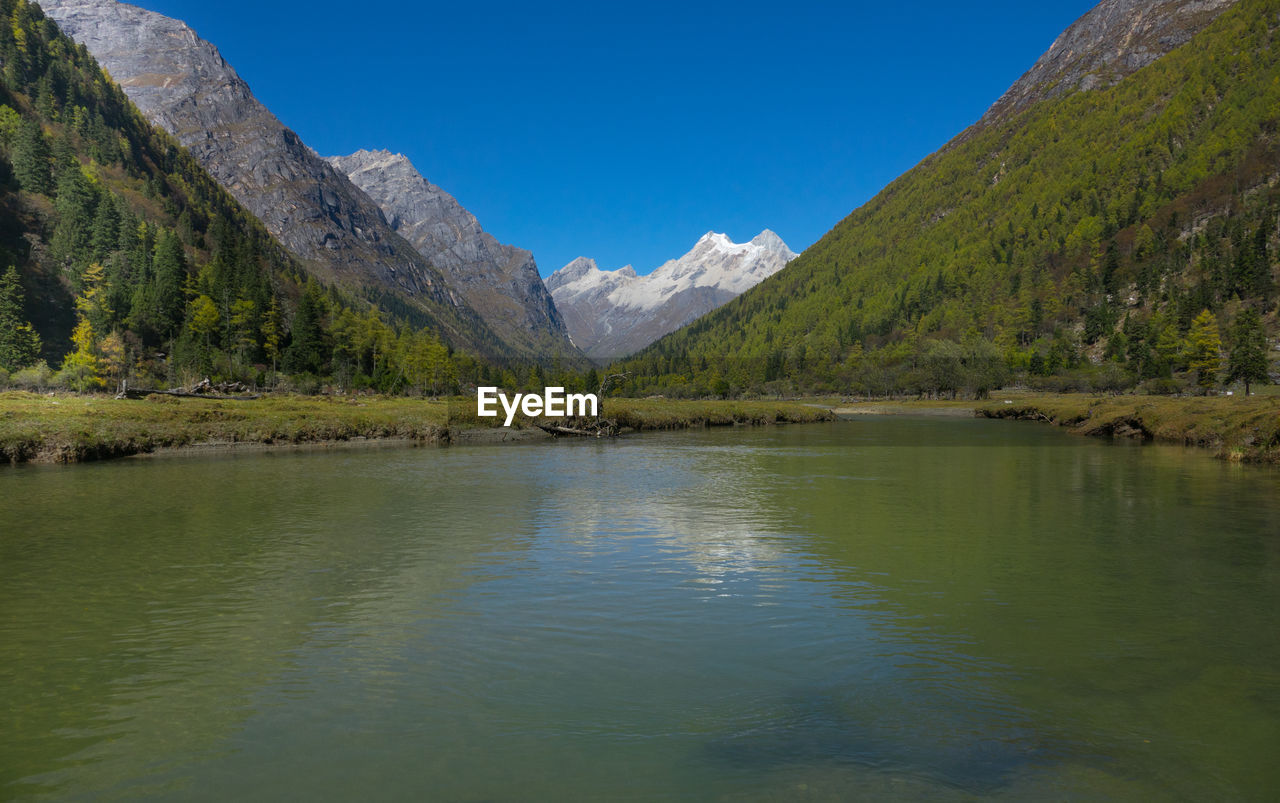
[58,316,101,392]
[152,230,187,337]
[12,117,51,194]
[187,294,220,364]
[262,294,282,382]
[1226,307,1270,396]
[0,105,20,148]
[283,285,326,374]
[0,265,42,371]
[1186,309,1222,392]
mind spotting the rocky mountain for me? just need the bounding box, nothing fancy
[616,0,1275,395]
[547,231,797,362]
[326,150,580,364]
[1,0,489,391]
[35,0,538,362]
[977,0,1239,127]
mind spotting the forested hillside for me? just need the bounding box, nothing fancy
[619,0,1279,398]
[0,0,530,393]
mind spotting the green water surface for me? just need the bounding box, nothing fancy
[2,418,1278,800]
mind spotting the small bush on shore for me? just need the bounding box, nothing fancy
[12,361,54,391]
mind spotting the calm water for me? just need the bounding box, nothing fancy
[2,418,1278,800]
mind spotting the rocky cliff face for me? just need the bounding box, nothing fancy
[978,0,1239,127]
[36,0,525,361]
[326,150,580,363]
[547,231,797,363]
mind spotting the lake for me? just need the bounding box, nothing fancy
[2,417,1278,800]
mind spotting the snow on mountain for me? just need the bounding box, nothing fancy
[547,231,797,362]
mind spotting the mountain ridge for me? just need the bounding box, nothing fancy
[326,149,583,366]
[0,0,507,394]
[618,0,1276,397]
[975,0,1239,129]
[548,230,797,362]
[35,0,548,363]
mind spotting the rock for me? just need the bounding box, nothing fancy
[975,0,1239,130]
[326,150,582,364]
[37,0,523,362]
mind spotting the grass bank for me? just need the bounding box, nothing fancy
[0,393,835,465]
[975,393,1280,464]
[835,392,1280,463]
[448,397,836,432]
[0,392,452,464]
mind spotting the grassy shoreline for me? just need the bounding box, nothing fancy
[0,393,836,465]
[836,392,1280,464]
[975,394,1280,464]
[5,390,1276,466]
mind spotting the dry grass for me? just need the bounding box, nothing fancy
[977,393,1280,463]
[0,393,835,465]
[445,395,835,431]
[0,392,450,464]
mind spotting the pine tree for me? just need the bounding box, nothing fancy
[1153,318,1183,376]
[187,294,220,364]
[1248,226,1273,300]
[0,265,42,371]
[1225,307,1269,396]
[1186,309,1222,392]
[76,262,112,335]
[0,105,20,149]
[57,317,101,392]
[152,230,187,337]
[59,274,105,393]
[12,117,51,194]
[51,161,97,267]
[228,298,257,366]
[97,330,126,390]
[283,285,326,375]
[90,195,121,261]
[262,294,282,382]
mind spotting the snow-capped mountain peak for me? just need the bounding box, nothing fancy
[547,230,799,362]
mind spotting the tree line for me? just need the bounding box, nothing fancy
[0,0,563,396]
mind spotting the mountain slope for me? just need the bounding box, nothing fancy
[978,0,1239,127]
[0,0,488,393]
[35,0,529,362]
[547,231,797,362]
[621,0,1277,395]
[326,149,582,365]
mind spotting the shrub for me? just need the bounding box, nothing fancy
[1138,377,1185,396]
[12,361,54,390]
[278,373,321,396]
[1089,363,1135,394]
[55,360,103,393]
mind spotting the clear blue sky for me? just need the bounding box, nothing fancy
[138,0,1097,276]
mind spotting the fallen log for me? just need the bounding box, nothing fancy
[115,378,261,401]
[537,419,621,438]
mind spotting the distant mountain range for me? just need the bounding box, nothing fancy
[37,0,582,366]
[21,0,1272,398]
[547,231,797,362]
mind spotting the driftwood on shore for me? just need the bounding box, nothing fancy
[537,419,622,438]
[536,373,632,438]
[115,378,262,401]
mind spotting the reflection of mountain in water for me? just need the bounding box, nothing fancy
[4,448,540,798]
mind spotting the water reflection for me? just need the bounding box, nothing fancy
[2,420,1278,800]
